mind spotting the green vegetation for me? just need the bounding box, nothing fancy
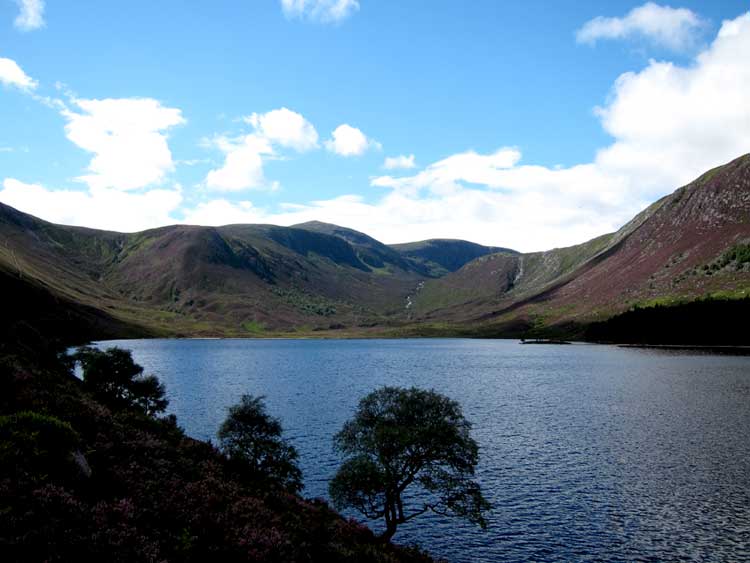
[715,243,750,270]
[242,319,266,334]
[0,411,82,486]
[218,394,303,493]
[75,346,168,416]
[0,332,435,562]
[1,151,750,342]
[272,287,338,317]
[330,387,490,541]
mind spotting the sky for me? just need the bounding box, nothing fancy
[0,0,749,252]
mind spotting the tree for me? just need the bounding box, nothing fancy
[74,347,168,416]
[218,394,302,492]
[329,386,490,541]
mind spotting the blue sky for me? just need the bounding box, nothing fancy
[1,0,749,251]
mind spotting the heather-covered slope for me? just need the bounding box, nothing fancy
[2,154,749,339]
[0,207,430,335]
[408,154,750,334]
[0,328,435,562]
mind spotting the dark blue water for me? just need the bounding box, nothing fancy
[92,338,750,562]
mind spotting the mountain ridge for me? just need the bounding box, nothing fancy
[1,153,749,341]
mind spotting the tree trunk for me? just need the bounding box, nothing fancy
[381,497,399,542]
[381,520,398,542]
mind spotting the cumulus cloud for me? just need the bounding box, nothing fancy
[281,0,359,23]
[204,135,275,192]
[61,97,185,191]
[0,178,182,232]
[383,154,416,170]
[203,107,320,192]
[361,12,750,249]
[5,12,750,252]
[325,124,379,157]
[577,2,708,51]
[244,107,319,152]
[0,57,37,90]
[13,0,45,31]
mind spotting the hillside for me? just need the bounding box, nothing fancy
[408,154,750,336]
[1,154,749,340]
[0,323,435,562]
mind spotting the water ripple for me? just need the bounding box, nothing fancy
[95,339,750,563]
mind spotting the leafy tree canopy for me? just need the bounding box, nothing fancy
[329,386,490,541]
[218,394,302,492]
[74,346,168,416]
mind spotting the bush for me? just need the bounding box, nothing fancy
[0,411,81,484]
[218,394,302,492]
[74,347,168,416]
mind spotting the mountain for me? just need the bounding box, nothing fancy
[389,239,514,277]
[408,154,750,336]
[1,154,749,340]
[0,208,431,336]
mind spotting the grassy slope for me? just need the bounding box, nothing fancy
[1,154,749,341]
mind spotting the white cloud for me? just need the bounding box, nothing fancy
[325,124,379,157]
[0,57,37,90]
[204,107,318,192]
[281,0,359,23]
[577,2,707,51]
[364,12,750,249]
[204,134,275,192]
[182,199,262,226]
[61,97,185,191]
[5,12,750,253]
[0,178,182,232]
[13,0,45,31]
[244,107,319,152]
[383,154,417,170]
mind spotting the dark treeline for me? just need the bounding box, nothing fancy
[584,296,750,345]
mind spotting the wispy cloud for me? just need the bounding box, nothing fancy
[13,0,45,32]
[577,2,708,52]
[383,154,416,170]
[280,0,359,24]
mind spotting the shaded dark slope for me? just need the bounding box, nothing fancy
[0,332,435,562]
[391,239,514,277]
[294,221,415,272]
[0,265,151,353]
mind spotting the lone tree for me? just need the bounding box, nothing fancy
[75,347,168,416]
[218,394,302,492]
[329,386,490,541]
